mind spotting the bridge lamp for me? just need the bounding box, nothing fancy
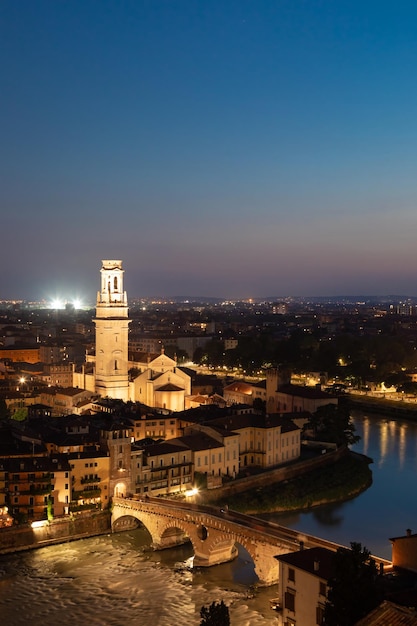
[185,488,198,497]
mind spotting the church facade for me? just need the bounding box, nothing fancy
[73,260,190,411]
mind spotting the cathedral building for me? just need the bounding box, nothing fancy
[73,260,190,411]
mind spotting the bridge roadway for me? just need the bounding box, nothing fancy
[112,496,391,586]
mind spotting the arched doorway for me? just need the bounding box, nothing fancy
[114,482,127,498]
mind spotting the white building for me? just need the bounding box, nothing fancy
[130,350,191,412]
[275,547,334,626]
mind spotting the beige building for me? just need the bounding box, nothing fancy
[99,418,132,498]
[390,529,417,573]
[130,350,191,412]
[267,368,337,415]
[39,387,94,416]
[130,413,180,441]
[275,547,334,626]
[41,363,74,387]
[223,380,267,406]
[132,440,193,497]
[210,412,301,470]
[68,450,111,512]
[183,423,240,478]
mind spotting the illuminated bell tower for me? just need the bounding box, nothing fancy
[94,260,130,400]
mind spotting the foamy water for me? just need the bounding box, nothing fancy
[0,529,278,625]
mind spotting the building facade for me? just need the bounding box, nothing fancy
[94,260,130,401]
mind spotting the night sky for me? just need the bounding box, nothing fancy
[2,1,417,302]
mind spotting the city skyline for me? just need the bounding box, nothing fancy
[3,1,417,300]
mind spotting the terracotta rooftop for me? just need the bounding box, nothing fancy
[355,601,417,625]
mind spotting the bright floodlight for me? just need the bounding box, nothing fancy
[50,298,64,309]
[72,298,82,310]
[31,520,48,529]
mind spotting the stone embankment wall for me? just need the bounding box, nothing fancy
[202,446,349,503]
[0,511,111,555]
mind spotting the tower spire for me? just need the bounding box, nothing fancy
[94,260,130,401]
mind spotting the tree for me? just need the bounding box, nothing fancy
[200,600,230,626]
[309,403,359,447]
[324,542,383,626]
[10,407,28,422]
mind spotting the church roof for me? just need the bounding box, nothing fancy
[156,383,183,392]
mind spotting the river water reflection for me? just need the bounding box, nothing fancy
[263,411,417,560]
[1,411,415,623]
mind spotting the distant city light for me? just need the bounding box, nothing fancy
[72,298,82,309]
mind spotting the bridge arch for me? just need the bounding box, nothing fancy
[110,498,307,585]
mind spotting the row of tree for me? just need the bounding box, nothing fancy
[192,329,417,383]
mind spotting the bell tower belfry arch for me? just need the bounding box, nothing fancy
[94,260,130,400]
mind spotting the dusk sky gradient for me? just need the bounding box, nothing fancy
[2,1,417,301]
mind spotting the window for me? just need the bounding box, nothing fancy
[316,604,325,625]
[284,590,295,612]
[319,582,326,597]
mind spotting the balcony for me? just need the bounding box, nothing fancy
[81,477,100,484]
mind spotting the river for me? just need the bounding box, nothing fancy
[0,523,277,625]
[263,411,417,560]
[1,411,415,624]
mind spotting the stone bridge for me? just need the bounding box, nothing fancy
[112,496,391,585]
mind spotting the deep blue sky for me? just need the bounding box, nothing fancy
[2,1,417,301]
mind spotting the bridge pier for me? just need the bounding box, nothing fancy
[194,543,238,568]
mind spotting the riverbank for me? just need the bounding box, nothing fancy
[346,393,417,421]
[0,510,111,555]
[213,451,372,515]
